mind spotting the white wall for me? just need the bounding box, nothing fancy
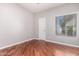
[35,3,79,46]
[1,3,79,48]
[0,3,35,47]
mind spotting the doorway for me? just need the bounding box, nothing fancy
[38,17,46,39]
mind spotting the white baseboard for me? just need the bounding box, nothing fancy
[0,38,34,49]
[45,40,79,48]
[0,38,79,50]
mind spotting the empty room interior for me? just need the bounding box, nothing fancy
[0,3,79,56]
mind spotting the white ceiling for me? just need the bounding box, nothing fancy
[19,3,64,13]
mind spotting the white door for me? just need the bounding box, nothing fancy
[38,17,46,39]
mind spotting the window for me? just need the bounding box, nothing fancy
[56,14,77,36]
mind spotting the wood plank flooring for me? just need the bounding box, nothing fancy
[0,39,79,56]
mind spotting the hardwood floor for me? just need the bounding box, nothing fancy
[0,39,79,56]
